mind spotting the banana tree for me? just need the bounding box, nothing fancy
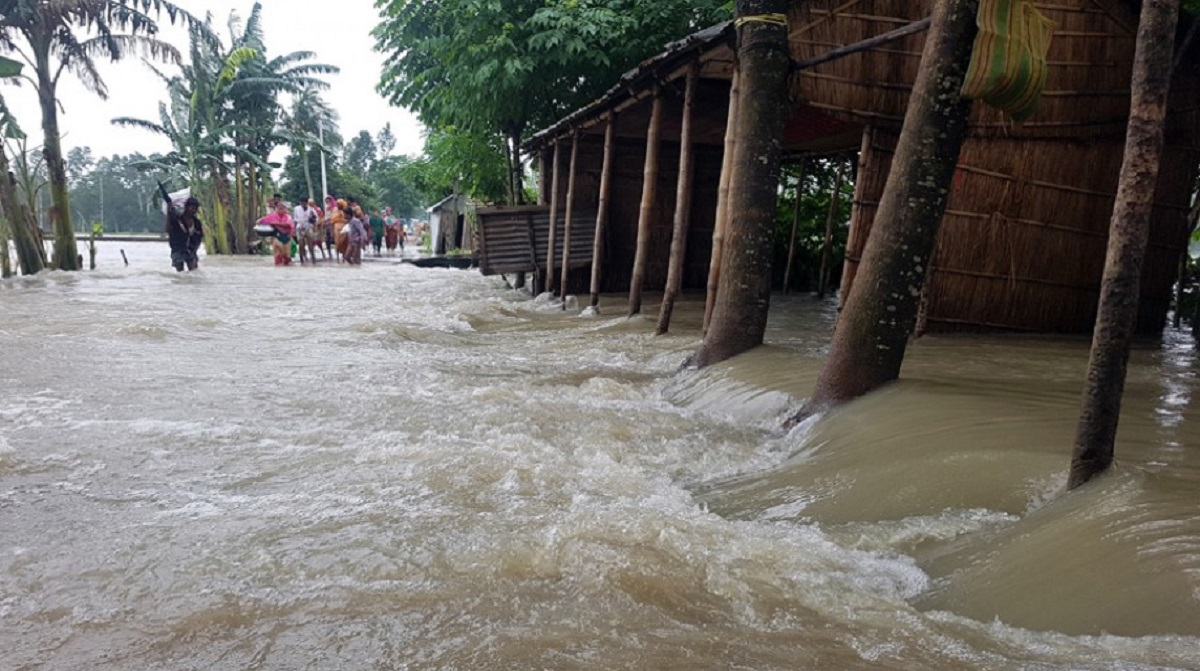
[0,53,42,276]
[222,4,337,246]
[0,0,197,271]
[114,52,238,255]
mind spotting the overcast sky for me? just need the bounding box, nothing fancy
[3,0,426,164]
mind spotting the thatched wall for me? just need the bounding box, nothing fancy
[787,0,1167,138]
[809,0,1200,333]
[844,127,1195,334]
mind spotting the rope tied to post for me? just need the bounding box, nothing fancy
[734,13,788,29]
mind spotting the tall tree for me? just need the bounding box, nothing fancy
[374,0,729,205]
[403,127,510,206]
[0,0,194,270]
[376,122,397,159]
[69,153,163,233]
[64,146,93,185]
[689,0,792,367]
[795,0,978,417]
[344,131,377,175]
[1069,0,1180,489]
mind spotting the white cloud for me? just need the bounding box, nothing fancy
[2,0,426,164]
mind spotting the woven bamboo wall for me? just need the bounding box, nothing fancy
[842,128,1195,334]
[787,0,1151,138]
[820,0,1197,333]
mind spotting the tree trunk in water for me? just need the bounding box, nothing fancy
[0,151,44,275]
[0,223,9,277]
[690,1,791,366]
[799,0,977,412]
[1069,0,1178,490]
[657,64,698,335]
[208,164,232,255]
[628,86,664,317]
[234,161,246,253]
[245,161,259,253]
[817,159,847,299]
[703,70,742,336]
[589,115,617,310]
[37,70,78,271]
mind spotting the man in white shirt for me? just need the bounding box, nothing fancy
[293,199,318,264]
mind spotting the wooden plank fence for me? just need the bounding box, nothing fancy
[476,205,598,277]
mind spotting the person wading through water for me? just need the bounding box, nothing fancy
[165,196,204,272]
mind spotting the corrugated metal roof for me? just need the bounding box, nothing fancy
[523,21,734,153]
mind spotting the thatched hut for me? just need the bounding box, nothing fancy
[486,1,1199,333]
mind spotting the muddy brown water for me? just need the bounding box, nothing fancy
[1,241,1198,670]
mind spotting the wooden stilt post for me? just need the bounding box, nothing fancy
[703,70,741,335]
[818,159,847,299]
[628,84,663,317]
[537,152,547,205]
[589,114,617,310]
[545,140,562,295]
[782,159,806,294]
[837,125,874,313]
[657,64,698,335]
[560,131,580,309]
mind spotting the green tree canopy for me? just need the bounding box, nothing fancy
[373,0,730,204]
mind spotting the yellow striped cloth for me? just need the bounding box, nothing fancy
[960,0,1056,122]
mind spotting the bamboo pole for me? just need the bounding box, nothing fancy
[703,70,741,335]
[560,131,580,310]
[628,85,663,317]
[656,64,698,335]
[545,140,562,295]
[792,17,931,71]
[589,114,617,309]
[837,125,875,312]
[783,160,807,294]
[818,159,847,299]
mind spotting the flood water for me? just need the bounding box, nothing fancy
[2,240,1199,670]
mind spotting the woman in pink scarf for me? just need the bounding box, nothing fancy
[257,201,296,266]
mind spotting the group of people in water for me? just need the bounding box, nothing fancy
[165,192,411,272]
[257,194,408,267]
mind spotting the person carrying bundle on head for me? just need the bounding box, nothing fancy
[161,183,203,272]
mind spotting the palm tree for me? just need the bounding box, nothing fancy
[0,0,196,270]
[282,86,339,202]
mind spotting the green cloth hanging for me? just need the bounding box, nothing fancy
[961,0,1055,122]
